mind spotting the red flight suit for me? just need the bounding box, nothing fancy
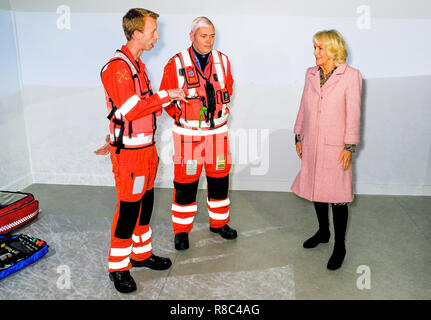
[101,46,171,272]
[160,47,234,234]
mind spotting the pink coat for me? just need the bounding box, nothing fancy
[291,63,362,203]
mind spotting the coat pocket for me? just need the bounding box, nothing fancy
[323,136,344,169]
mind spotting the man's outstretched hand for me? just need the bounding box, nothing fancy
[94,134,110,156]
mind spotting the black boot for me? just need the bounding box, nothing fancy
[109,270,136,293]
[327,203,348,270]
[174,232,189,250]
[303,202,330,248]
[131,254,172,270]
[210,224,237,240]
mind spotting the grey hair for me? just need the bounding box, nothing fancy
[190,16,214,34]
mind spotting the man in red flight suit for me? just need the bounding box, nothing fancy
[99,8,187,293]
[160,16,237,250]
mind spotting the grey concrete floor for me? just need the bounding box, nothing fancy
[1,183,430,300]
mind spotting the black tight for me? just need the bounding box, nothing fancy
[313,201,348,247]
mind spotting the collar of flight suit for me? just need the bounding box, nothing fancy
[120,45,142,73]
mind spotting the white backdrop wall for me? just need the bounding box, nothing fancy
[3,0,431,195]
[0,0,32,190]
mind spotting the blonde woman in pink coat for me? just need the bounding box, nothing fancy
[291,30,362,270]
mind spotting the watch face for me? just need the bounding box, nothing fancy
[189,71,194,77]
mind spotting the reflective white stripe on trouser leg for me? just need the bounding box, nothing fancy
[108,257,130,270]
[172,203,198,213]
[132,228,152,244]
[132,243,152,255]
[141,228,152,243]
[132,234,140,243]
[207,198,230,209]
[110,245,133,257]
[172,203,196,225]
[172,216,195,225]
[208,210,230,220]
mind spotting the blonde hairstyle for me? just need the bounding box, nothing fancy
[122,8,159,41]
[313,29,348,67]
[190,16,214,34]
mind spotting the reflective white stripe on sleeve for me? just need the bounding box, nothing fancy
[132,243,152,254]
[110,245,133,257]
[108,257,130,270]
[141,228,152,243]
[162,102,171,108]
[116,94,140,117]
[172,216,195,225]
[181,50,193,67]
[171,203,198,213]
[208,210,230,220]
[207,198,230,208]
[157,90,168,99]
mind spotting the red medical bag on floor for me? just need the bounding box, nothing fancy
[0,191,39,235]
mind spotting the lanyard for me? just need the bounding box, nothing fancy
[189,47,212,81]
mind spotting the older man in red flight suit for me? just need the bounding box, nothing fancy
[160,16,237,250]
[99,8,187,293]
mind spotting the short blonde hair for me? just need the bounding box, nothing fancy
[123,8,159,41]
[313,29,348,67]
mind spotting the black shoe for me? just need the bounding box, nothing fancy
[303,230,330,248]
[175,232,189,250]
[131,254,172,270]
[327,246,346,270]
[210,224,238,240]
[109,271,136,293]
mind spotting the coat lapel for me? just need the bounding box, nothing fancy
[308,67,321,94]
[321,63,347,92]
